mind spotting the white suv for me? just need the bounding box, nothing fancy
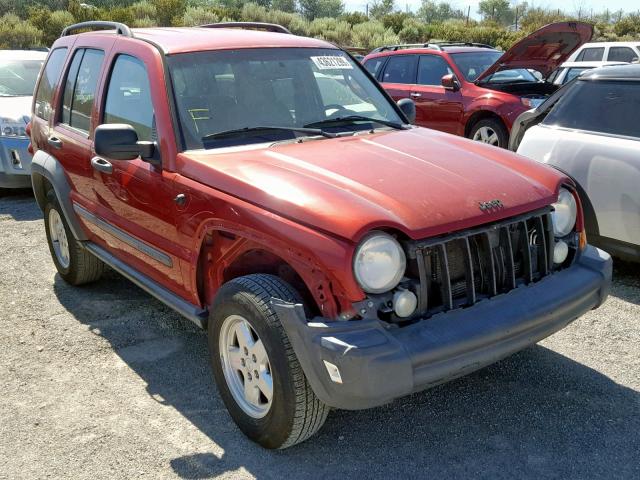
[568,42,640,64]
[514,65,640,262]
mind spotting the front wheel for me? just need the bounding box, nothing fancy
[208,274,329,449]
[469,118,509,148]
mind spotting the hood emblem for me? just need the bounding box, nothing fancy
[479,199,504,212]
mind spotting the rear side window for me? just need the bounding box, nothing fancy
[382,55,417,84]
[564,67,589,84]
[417,55,452,86]
[607,47,638,62]
[364,57,385,78]
[34,48,67,121]
[61,49,104,134]
[104,55,154,141]
[576,47,604,62]
[542,80,640,139]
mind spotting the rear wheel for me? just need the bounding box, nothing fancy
[469,118,509,148]
[44,190,104,285]
[208,274,329,449]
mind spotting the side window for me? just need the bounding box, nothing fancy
[607,47,638,62]
[382,55,417,84]
[34,48,67,121]
[61,49,104,134]
[417,55,453,86]
[104,55,154,141]
[364,58,385,79]
[576,47,604,62]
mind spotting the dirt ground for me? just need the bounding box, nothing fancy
[1,189,639,480]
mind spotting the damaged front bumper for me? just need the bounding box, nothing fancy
[273,245,612,410]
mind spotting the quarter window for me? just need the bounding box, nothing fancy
[104,55,154,141]
[417,55,453,86]
[607,47,638,62]
[382,55,417,84]
[61,49,104,133]
[576,47,604,62]
[34,48,67,121]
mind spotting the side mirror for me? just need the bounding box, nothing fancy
[397,98,416,124]
[94,124,155,161]
[441,74,460,91]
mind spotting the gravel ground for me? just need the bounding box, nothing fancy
[1,189,639,480]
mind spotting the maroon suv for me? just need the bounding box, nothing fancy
[363,22,593,148]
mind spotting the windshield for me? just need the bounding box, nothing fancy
[449,52,538,83]
[0,59,43,96]
[168,48,403,150]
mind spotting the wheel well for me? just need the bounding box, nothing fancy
[465,110,505,138]
[574,181,599,236]
[31,173,52,211]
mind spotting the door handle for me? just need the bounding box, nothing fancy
[47,136,63,149]
[91,156,113,175]
[410,92,422,98]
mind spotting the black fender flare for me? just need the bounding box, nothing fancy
[30,150,88,241]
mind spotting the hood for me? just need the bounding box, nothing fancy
[476,21,594,82]
[178,128,567,242]
[0,96,32,123]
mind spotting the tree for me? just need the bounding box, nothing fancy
[298,0,344,20]
[478,0,513,26]
[369,0,395,19]
[272,0,296,13]
[418,1,465,24]
[151,0,186,26]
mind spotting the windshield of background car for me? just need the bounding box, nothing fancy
[168,48,403,150]
[542,80,640,139]
[0,60,44,96]
[449,51,538,83]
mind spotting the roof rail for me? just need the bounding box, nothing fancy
[61,21,133,38]
[430,42,496,49]
[370,41,496,54]
[200,22,292,35]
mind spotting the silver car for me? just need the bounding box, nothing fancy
[0,50,46,191]
[514,65,640,261]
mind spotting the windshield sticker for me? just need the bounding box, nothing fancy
[311,56,353,70]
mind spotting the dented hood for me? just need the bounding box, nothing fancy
[476,21,594,82]
[179,128,567,242]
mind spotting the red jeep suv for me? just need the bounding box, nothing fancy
[363,22,593,148]
[29,21,610,449]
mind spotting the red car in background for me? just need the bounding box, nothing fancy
[363,22,593,148]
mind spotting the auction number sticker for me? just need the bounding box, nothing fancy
[311,56,353,70]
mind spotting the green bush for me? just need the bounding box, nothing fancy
[181,6,221,26]
[0,13,43,49]
[351,20,399,50]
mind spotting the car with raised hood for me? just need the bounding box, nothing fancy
[0,50,46,191]
[363,22,593,149]
[513,64,640,262]
[28,21,611,449]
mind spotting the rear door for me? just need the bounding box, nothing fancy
[379,54,418,106]
[412,54,463,134]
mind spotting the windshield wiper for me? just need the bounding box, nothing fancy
[304,115,405,130]
[202,125,336,143]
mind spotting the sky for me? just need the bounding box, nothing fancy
[343,1,640,18]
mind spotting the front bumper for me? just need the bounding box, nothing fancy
[273,245,612,410]
[0,137,32,188]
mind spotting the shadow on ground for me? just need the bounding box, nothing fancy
[611,258,640,305]
[0,188,41,221]
[52,269,640,480]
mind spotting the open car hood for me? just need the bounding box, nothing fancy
[476,22,594,83]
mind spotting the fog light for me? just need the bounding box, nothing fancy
[553,240,569,264]
[323,360,343,384]
[393,289,417,318]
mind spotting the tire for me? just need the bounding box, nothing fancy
[43,189,104,285]
[469,118,509,148]
[208,274,329,449]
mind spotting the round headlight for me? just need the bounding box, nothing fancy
[551,188,577,237]
[353,232,406,294]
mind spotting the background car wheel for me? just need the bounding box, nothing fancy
[469,118,508,148]
[209,274,329,449]
[44,190,104,285]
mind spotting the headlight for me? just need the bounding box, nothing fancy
[551,188,577,237]
[0,118,27,137]
[353,231,406,293]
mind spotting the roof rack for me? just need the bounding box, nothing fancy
[370,41,496,54]
[61,21,133,38]
[200,22,291,35]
